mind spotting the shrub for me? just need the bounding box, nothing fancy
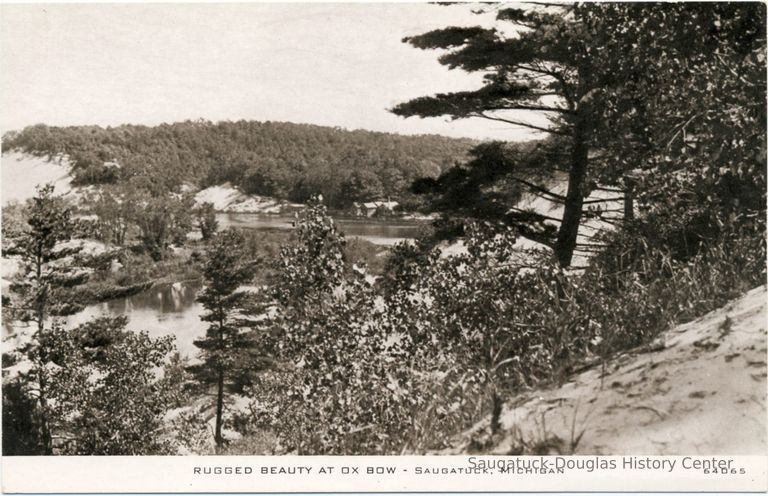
[31,319,184,455]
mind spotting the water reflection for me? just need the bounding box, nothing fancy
[101,281,200,315]
[59,282,205,360]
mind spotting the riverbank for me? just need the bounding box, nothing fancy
[194,182,435,222]
[1,152,430,235]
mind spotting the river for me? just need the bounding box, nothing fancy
[215,213,424,246]
[4,214,422,360]
[59,281,205,359]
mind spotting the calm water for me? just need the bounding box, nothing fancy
[1,282,206,360]
[5,214,422,358]
[216,213,424,246]
[61,281,205,359]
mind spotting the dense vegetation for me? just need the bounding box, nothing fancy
[394,2,766,267]
[1,120,475,209]
[2,3,765,455]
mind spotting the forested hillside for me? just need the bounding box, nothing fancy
[1,121,475,208]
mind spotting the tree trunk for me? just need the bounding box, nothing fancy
[214,367,224,448]
[490,390,503,435]
[37,319,53,455]
[555,110,591,268]
[35,256,53,455]
[214,306,226,449]
[623,188,634,221]
[38,373,53,455]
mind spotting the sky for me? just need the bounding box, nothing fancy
[0,3,546,141]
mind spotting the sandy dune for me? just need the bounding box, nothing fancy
[1,152,72,205]
[194,183,300,213]
[446,285,767,455]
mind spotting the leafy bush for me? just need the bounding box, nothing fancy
[37,319,182,455]
[242,199,438,453]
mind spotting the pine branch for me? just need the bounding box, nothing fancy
[501,104,571,113]
[521,1,573,8]
[590,216,624,227]
[591,186,626,193]
[586,208,624,213]
[573,246,607,254]
[574,241,610,249]
[575,231,608,241]
[575,222,607,232]
[582,197,625,205]
[517,64,565,81]
[509,175,567,202]
[473,112,567,136]
[508,206,562,223]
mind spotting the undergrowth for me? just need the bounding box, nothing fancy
[388,217,766,454]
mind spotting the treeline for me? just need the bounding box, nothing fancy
[1,120,475,208]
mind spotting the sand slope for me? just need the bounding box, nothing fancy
[1,152,72,205]
[446,285,767,455]
[513,172,623,266]
[0,153,298,215]
[194,183,300,213]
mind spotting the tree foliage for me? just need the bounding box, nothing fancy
[2,120,475,209]
[410,139,565,245]
[133,192,195,261]
[580,3,766,258]
[85,184,139,246]
[82,182,195,259]
[251,199,428,453]
[394,3,766,267]
[196,202,219,241]
[43,317,182,455]
[393,5,602,267]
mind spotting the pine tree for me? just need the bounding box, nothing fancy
[392,5,606,267]
[3,184,89,454]
[393,4,766,267]
[188,229,259,448]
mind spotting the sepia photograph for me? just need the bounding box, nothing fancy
[0,1,766,491]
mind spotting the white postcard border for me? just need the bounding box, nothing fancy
[2,455,767,493]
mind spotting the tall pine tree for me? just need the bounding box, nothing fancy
[392,5,606,267]
[189,229,259,448]
[3,184,89,454]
